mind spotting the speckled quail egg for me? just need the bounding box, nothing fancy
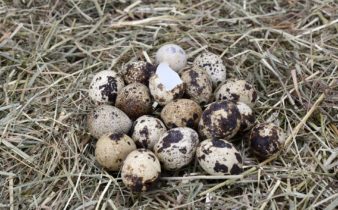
[215,79,257,107]
[155,44,187,72]
[154,127,199,170]
[122,61,156,85]
[87,104,132,139]
[149,63,185,105]
[131,115,167,150]
[161,99,202,129]
[196,138,243,175]
[193,52,226,87]
[180,67,213,105]
[95,133,136,171]
[89,70,124,104]
[249,123,286,159]
[236,102,255,131]
[122,149,161,192]
[198,101,241,140]
[115,83,152,120]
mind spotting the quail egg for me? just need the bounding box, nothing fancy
[215,79,257,107]
[122,149,161,192]
[155,44,187,72]
[115,83,152,120]
[154,127,199,170]
[89,70,124,104]
[95,133,136,171]
[87,104,132,139]
[196,138,243,175]
[193,52,226,87]
[161,99,202,129]
[198,101,241,140]
[131,115,167,150]
[249,123,286,159]
[180,66,213,105]
[149,63,185,105]
[122,61,156,85]
[236,102,255,131]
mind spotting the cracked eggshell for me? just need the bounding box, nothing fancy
[215,79,257,107]
[155,44,187,72]
[115,83,152,120]
[122,61,156,85]
[161,99,202,129]
[95,133,136,171]
[154,127,199,170]
[131,115,167,150]
[198,101,241,140]
[196,138,243,175]
[87,105,132,139]
[89,70,124,104]
[193,52,226,87]
[236,102,255,131]
[122,149,161,192]
[249,123,286,159]
[149,63,185,105]
[180,67,213,105]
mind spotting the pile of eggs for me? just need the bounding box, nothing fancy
[87,44,286,192]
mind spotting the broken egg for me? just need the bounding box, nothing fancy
[149,63,185,105]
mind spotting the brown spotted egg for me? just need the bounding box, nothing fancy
[115,83,152,120]
[215,79,257,107]
[193,52,226,87]
[161,99,202,129]
[122,149,161,192]
[155,44,187,72]
[149,63,185,106]
[249,123,286,159]
[196,138,243,175]
[198,101,241,140]
[154,127,199,170]
[87,105,132,139]
[236,102,255,131]
[122,61,156,85]
[180,67,213,105]
[89,70,124,104]
[131,115,167,150]
[95,133,136,171]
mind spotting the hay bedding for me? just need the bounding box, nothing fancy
[0,0,337,209]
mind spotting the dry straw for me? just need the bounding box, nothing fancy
[0,0,337,209]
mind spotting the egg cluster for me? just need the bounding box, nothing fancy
[87,44,286,192]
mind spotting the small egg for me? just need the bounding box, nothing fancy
[122,61,156,85]
[198,101,241,140]
[95,133,136,171]
[193,52,226,87]
[155,44,187,72]
[149,63,185,105]
[87,105,132,139]
[180,67,213,105]
[215,79,257,107]
[122,149,161,192]
[115,83,152,120]
[154,127,199,170]
[131,115,167,150]
[236,102,255,131]
[161,99,202,129]
[89,70,124,104]
[196,138,243,175]
[249,123,285,159]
